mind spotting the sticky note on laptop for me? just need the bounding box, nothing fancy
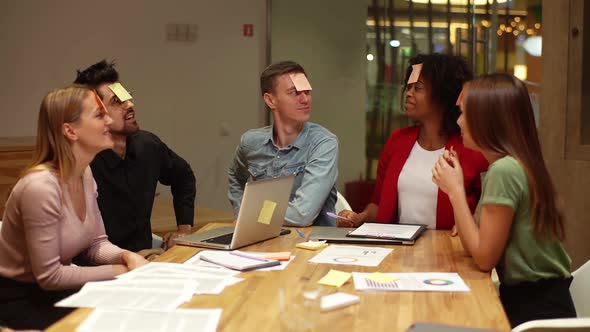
[257,200,276,225]
[296,240,328,250]
[108,82,133,102]
[407,63,423,84]
[366,272,399,283]
[318,269,352,287]
[289,73,312,91]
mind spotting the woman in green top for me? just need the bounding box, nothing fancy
[432,73,576,327]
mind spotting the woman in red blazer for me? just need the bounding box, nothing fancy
[338,54,488,230]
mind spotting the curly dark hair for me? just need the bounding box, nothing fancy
[74,59,119,91]
[403,53,473,136]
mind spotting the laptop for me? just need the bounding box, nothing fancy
[174,175,295,250]
[309,226,424,245]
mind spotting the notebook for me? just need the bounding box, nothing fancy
[347,223,427,242]
[198,250,280,271]
[174,175,295,250]
[309,224,425,245]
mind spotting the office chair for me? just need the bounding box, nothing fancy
[571,260,590,317]
[335,191,352,213]
[512,318,590,332]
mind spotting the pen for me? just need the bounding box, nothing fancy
[230,250,270,262]
[295,229,306,238]
[326,212,353,221]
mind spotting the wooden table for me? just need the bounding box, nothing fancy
[47,224,510,332]
[150,197,234,235]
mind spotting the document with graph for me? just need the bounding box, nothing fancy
[352,272,470,292]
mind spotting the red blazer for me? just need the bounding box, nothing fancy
[371,126,489,229]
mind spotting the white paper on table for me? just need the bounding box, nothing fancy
[184,251,295,272]
[76,308,222,332]
[55,286,188,310]
[81,279,199,301]
[308,245,393,267]
[352,272,470,292]
[120,273,240,295]
[118,262,239,280]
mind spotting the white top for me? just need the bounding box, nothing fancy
[397,142,445,229]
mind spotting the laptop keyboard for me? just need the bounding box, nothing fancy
[203,232,234,245]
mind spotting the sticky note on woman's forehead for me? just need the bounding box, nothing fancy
[289,73,312,91]
[456,89,466,106]
[407,63,423,84]
[108,82,133,102]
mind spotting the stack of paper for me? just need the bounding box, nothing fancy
[77,308,222,332]
[56,262,243,309]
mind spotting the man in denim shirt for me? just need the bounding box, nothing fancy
[228,61,338,227]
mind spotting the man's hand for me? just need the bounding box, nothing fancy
[162,225,192,249]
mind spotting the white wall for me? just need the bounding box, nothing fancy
[270,0,367,195]
[0,0,268,210]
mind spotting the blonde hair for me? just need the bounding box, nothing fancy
[24,85,93,182]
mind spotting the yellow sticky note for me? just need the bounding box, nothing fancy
[456,88,466,106]
[265,252,291,261]
[318,269,352,287]
[407,63,423,84]
[289,73,312,91]
[108,82,133,102]
[296,240,328,250]
[366,272,399,284]
[257,200,276,225]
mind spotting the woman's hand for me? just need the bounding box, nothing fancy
[112,264,129,276]
[432,148,465,199]
[336,210,364,228]
[121,251,149,271]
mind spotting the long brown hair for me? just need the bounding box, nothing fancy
[464,73,565,240]
[24,85,92,182]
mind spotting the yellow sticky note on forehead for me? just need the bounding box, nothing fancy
[366,272,399,284]
[318,269,352,287]
[257,200,276,225]
[108,82,133,102]
[289,73,312,91]
[407,63,423,84]
[456,89,466,106]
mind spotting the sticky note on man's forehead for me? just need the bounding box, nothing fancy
[108,82,133,102]
[407,63,423,84]
[289,73,312,91]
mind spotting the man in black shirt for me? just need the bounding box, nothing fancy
[74,60,196,252]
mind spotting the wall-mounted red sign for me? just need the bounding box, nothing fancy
[243,24,253,37]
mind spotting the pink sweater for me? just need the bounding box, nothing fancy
[0,167,125,290]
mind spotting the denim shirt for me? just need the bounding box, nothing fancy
[228,122,338,226]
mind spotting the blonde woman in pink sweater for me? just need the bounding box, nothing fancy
[0,85,148,330]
